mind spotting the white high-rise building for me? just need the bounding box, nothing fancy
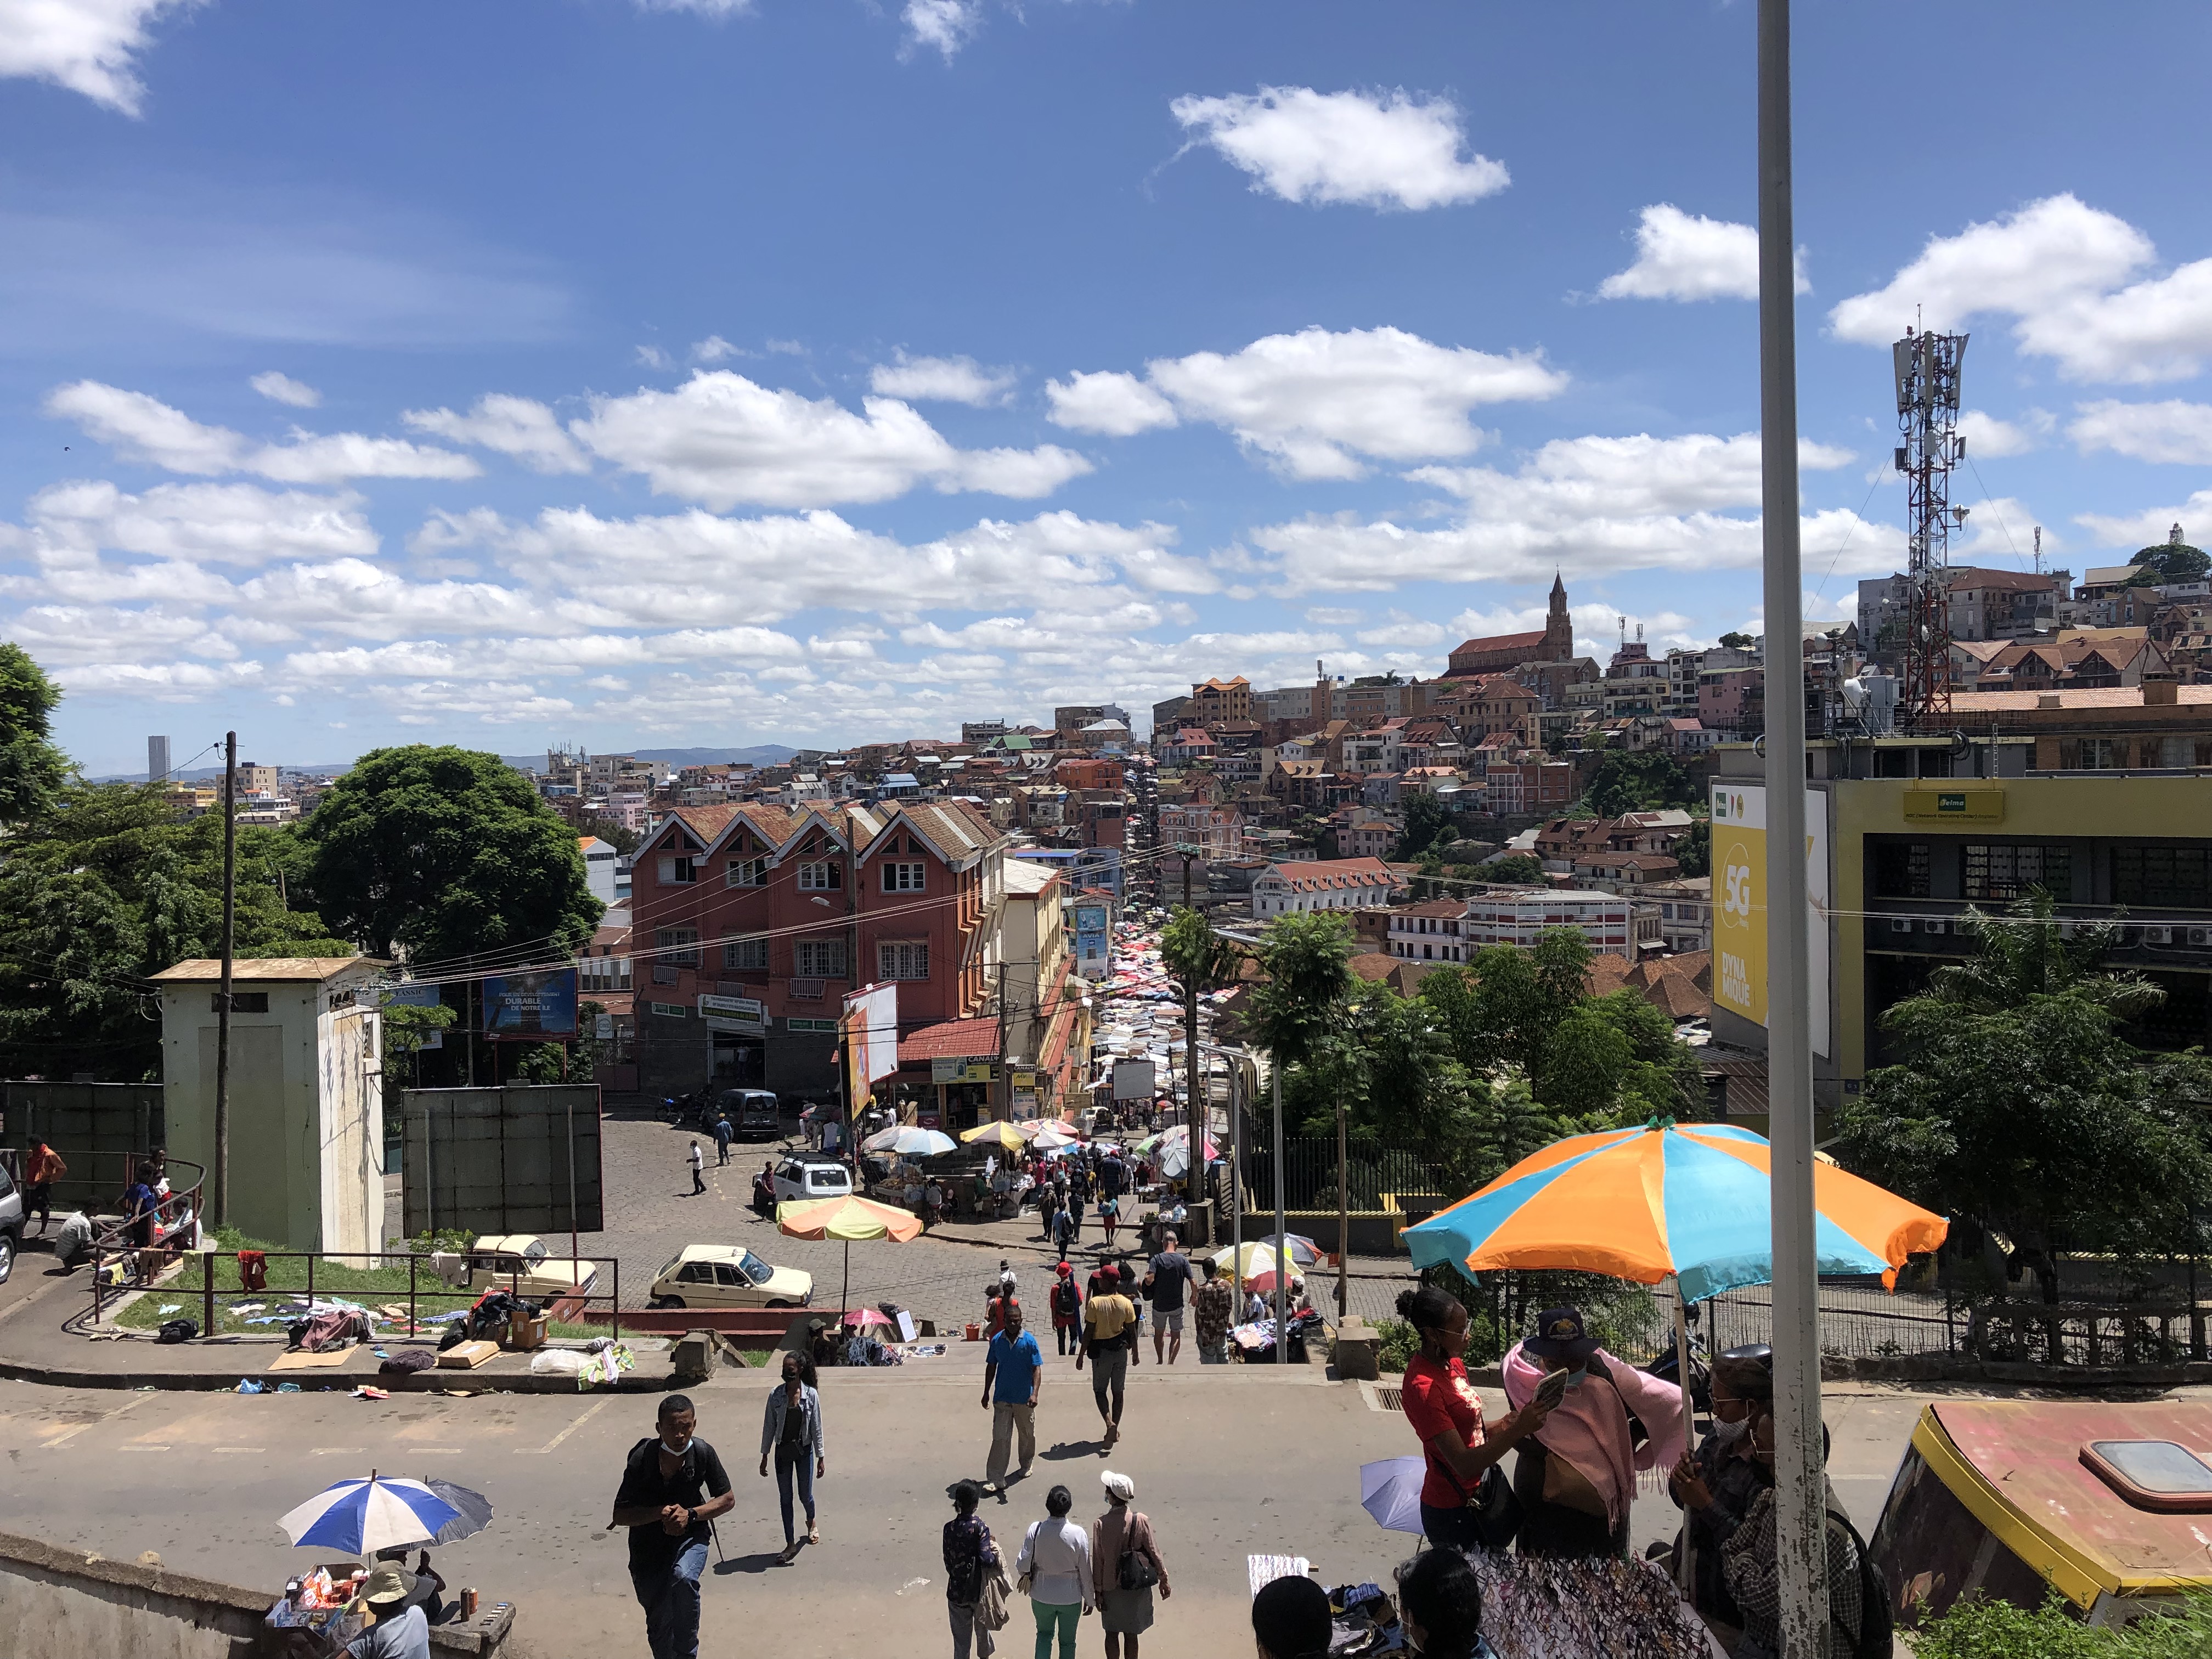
[148,735,171,782]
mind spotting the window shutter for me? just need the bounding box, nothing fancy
[658,855,677,884]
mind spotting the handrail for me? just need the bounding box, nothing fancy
[2,1147,206,1260]
[84,1153,207,1263]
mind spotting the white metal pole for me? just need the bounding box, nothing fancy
[1272,1063,1287,1364]
[1758,1,1829,1650]
[1673,1276,1696,1592]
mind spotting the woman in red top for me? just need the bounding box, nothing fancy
[1396,1284,1551,1550]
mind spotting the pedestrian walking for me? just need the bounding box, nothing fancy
[944,1479,1003,1659]
[1396,1284,1549,1552]
[983,1305,1043,1496]
[1075,1266,1135,1448]
[1140,1231,1192,1366]
[713,1113,733,1166]
[1050,1201,1076,1263]
[1092,1471,1169,1659]
[1015,1485,1092,1659]
[23,1139,64,1233]
[687,1140,706,1196]
[1049,1261,1082,1356]
[1190,1259,1234,1365]
[759,1351,825,1563]
[610,1394,734,1659]
[1097,1194,1119,1248]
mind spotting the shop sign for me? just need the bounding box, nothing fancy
[932,1057,962,1084]
[1012,1070,1037,1090]
[699,993,767,1034]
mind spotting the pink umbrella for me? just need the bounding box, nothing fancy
[837,1308,896,1330]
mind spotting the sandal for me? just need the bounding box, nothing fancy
[808,1522,820,1545]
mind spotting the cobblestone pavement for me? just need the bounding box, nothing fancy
[558,1103,1421,1329]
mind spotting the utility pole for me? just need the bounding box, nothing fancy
[1758,2,1829,1651]
[1176,845,1202,1199]
[212,731,236,1229]
[1335,1073,1348,1318]
[1272,1062,1287,1364]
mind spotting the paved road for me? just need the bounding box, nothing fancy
[0,1351,1940,1659]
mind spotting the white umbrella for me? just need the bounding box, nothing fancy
[862,1125,958,1157]
[1358,1456,1427,1535]
[1032,1126,1079,1150]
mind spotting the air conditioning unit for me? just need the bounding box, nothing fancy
[2190,928,2212,949]
[1923,919,1946,935]
[2143,926,2172,946]
[1892,919,1914,934]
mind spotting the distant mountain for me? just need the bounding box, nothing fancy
[90,742,800,785]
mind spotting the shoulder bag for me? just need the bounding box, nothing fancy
[1116,1513,1160,1591]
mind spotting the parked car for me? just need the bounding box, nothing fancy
[444,1234,599,1299]
[648,1244,813,1310]
[0,1159,21,1285]
[772,1154,854,1205]
[715,1088,782,1141]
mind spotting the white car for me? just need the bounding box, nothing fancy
[448,1234,599,1299]
[772,1154,853,1205]
[648,1245,814,1310]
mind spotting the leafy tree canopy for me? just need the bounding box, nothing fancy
[1391,792,1451,861]
[1245,910,1357,1074]
[302,746,601,969]
[1482,853,1547,886]
[1583,751,1701,817]
[1717,631,1755,650]
[0,641,70,824]
[2134,541,2209,584]
[1675,817,1711,879]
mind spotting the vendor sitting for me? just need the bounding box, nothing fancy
[345,1560,436,1658]
[808,1318,843,1371]
[372,1548,450,1625]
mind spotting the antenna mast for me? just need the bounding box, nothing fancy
[1892,326,1968,727]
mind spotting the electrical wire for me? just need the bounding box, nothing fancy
[1962,454,2027,569]
[1808,470,1890,606]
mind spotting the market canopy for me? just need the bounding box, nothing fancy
[960,1120,1030,1150]
[1402,1119,1948,1303]
[862,1125,958,1158]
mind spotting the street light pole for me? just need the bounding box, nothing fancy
[212,731,236,1229]
[1757,1,1829,1650]
[1272,1062,1287,1364]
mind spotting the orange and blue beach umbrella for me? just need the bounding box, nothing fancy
[1403,1120,1948,1302]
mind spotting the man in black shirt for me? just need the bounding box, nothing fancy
[611,1395,735,1659]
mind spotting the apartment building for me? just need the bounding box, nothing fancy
[1189,677,1252,723]
[1640,877,1713,954]
[1160,804,1242,860]
[1250,856,1402,919]
[1387,890,1638,958]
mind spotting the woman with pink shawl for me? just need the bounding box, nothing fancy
[1500,1305,1686,1559]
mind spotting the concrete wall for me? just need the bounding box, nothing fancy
[0,1528,268,1658]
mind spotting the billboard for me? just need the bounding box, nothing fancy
[698,993,767,1035]
[483,968,578,1041]
[1111,1059,1155,1101]
[399,1084,603,1235]
[844,982,899,1084]
[1073,902,1111,981]
[1710,785,1830,1059]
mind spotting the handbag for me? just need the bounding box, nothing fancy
[1472,1462,1523,1550]
[1016,1522,1037,1595]
[1116,1514,1160,1591]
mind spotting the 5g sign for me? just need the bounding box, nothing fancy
[1722,859,1754,923]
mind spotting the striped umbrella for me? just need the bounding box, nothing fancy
[278,1475,463,1555]
[1402,1119,1948,1302]
[778,1193,924,1316]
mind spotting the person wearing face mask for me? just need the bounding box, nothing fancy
[1720,1407,1874,1659]
[1500,1306,1686,1560]
[1668,1352,1775,1633]
[611,1395,736,1659]
[1393,1547,1498,1659]
[760,1350,826,1564]
[1395,1284,1552,1550]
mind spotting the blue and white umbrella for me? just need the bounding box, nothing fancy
[278,1475,464,1555]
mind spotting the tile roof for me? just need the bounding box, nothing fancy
[1260,856,1397,893]
[1348,952,1400,983]
[151,957,382,982]
[1948,685,2212,712]
[896,1018,1003,1064]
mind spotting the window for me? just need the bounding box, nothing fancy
[214,991,271,1013]
[794,940,848,978]
[655,927,700,967]
[581,955,632,990]
[1872,842,1932,900]
[658,854,698,884]
[883,862,926,893]
[2060,738,2123,770]
[723,938,769,972]
[2114,845,2212,911]
[798,861,841,891]
[725,857,767,888]
[878,940,930,980]
[1963,844,2072,903]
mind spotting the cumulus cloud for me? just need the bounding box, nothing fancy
[567,370,1090,509]
[0,0,198,115]
[403,394,591,475]
[690,335,739,363]
[250,371,321,408]
[1956,409,2046,459]
[2069,399,2212,465]
[1596,204,1807,302]
[902,0,981,60]
[1171,86,1507,212]
[47,381,479,483]
[1829,194,2212,383]
[869,352,1017,407]
[2073,489,2212,552]
[1045,371,1179,437]
[23,478,379,567]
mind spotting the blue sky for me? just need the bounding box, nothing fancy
[4,0,2211,774]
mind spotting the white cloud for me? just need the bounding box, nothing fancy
[635,344,673,370]
[249,371,321,408]
[1829,194,2212,383]
[23,478,379,567]
[902,0,980,60]
[1170,86,1507,212]
[1246,431,1871,594]
[869,352,1016,407]
[1956,409,2046,459]
[403,394,591,475]
[568,370,1090,509]
[1045,370,1178,437]
[690,335,739,363]
[2073,490,2212,552]
[1596,204,1806,302]
[0,0,197,115]
[1140,325,1566,479]
[2070,399,2212,465]
[47,381,479,483]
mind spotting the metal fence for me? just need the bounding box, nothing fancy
[1239,1136,1448,1214]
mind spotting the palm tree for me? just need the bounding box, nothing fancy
[1926,891,2163,1022]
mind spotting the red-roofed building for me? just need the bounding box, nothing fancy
[1250,856,1404,919]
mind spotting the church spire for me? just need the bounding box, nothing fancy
[1544,571,1571,659]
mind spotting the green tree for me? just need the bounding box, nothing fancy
[1836,897,2212,1304]
[1718,631,1754,650]
[1391,793,1451,861]
[302,746,601,969]
[2134,541,2210,584]
[1583,751,1700,817]
[1246,910,1358,1073]
[1160,905,1243,1131]
[1675,817,1711,878]
[1482,853,1547,885]
[0,641,70,824]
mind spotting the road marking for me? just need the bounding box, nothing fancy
[41,1393,150,1448]
[517,1396,609,1454]
[411,1447,465,1454]
[311,1447,365,1455]
[131,1443,173,1451]
[215,1447,267,1453]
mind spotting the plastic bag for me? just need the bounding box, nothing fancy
[157,1317,199,1344]
[529,1349,591,1377]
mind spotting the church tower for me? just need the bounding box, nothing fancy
[1542,572,1572,661]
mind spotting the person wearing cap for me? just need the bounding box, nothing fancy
[1075,1266,1136,1448]
[1049,1261,1083,1356]
[1251,1573,1332,1659]
[344,1561,435,1659]
[1092,1471,1170,1657]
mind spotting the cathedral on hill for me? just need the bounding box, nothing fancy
[1445,574,1577,678]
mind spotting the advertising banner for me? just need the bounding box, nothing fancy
[844,981,900,1084]
[1073,902,1111,980]
[1709,784,1830,1059]
[698,993,767,1035]
[1111,1059,1155,1101]
[483,968,578,1041]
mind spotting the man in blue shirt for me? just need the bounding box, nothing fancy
[980,1303,1043,1497]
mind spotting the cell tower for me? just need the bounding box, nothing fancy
[1892,326,1968,726]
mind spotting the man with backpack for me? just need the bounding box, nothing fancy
[1718,1403,1891,1659]
[1048,1262,1083,1355]
[611,1395,735,1659]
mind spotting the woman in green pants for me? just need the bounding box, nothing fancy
[1014,1485,1092,1659]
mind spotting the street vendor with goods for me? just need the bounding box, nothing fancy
[343,1561,437,1659]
